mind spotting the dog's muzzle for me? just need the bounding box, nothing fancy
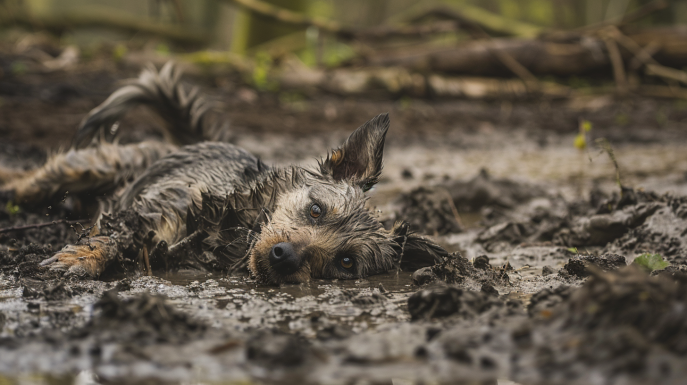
[269,242,301,275]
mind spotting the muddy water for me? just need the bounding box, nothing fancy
[3,61,687,384]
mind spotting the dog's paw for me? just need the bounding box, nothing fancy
[40,236,116,278]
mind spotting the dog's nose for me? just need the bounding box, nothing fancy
[269,242,301,275]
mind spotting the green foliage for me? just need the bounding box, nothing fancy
[5,201,20,216]
[10,61,28,76]
[567,247,578,254]
[155,43,171,56]
[308,0,333,18]
[574,120,592,151]
[112,43,128,62]
[298,27,355,69]
[251,51,278,92]
[632,253,670,272]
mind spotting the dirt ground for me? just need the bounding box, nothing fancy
[2,43,687,385]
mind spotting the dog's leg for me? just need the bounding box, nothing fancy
[2,141,175,203]
[40,236,118,277]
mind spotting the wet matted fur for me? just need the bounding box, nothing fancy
[1,63,447,284]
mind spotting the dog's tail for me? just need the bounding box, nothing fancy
[72,62,229,149]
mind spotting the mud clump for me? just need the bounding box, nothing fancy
[527,285,573,316]
[88,290,206,345]
[411,253,510,287]
[446,169,546,212]
[407,285,502,321]
[527,267,687,381]
[473,255,490,270]
[607,198,687,265]
[411,252,473,285]
[563,253,626,278]
[393,186,462,235]
[0,243,57,278]
[0,193,81,251]
[247,331,311,367]
[22,281,79,300]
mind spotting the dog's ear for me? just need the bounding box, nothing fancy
[320,113,389,190]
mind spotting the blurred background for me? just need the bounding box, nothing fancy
[1,0,687,201]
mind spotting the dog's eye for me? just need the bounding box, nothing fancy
[310,204,322,218]
[340,257,354,269]
[362,182,374,192]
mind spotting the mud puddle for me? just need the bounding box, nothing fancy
[3,52,687,384]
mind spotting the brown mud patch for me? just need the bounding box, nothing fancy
[2,51,687,384]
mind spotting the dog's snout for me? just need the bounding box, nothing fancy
[269,242,301,275]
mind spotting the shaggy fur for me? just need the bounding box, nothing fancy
[1,63,447,284]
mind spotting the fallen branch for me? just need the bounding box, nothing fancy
[223,0,471,41]
[361,27,687,78]
[277,59,569,99]
[645,64,687,86]
[0,219,89,235]
[605,27,687,87]
[602,33,628,93]
[1,7,210,44]
[390,3,541,38]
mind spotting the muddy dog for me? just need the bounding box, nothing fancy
[2,63,446,284]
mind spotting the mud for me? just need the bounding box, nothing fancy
[2,40,687,384]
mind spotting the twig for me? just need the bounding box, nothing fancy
[439,187,464,228]
[488,45,541,91]
[0,219,89,235]
[606,28,687,86]
[461,22,541,91]
[167,229,204,256]
[645,64,687,86]
[228,242,255,273]
[595,138,623,190]
[629,41,661,71]
[143,246,152,276]
[602,34,627,93]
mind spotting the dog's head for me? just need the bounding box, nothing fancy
[243,114,445,284]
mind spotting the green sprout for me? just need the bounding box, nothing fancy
[5,201,20,216]
[574,120,592,151]
[632,253,670,273]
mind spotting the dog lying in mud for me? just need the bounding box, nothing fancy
[1,63,446,284]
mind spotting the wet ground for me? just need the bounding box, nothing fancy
[2,43,687,384]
